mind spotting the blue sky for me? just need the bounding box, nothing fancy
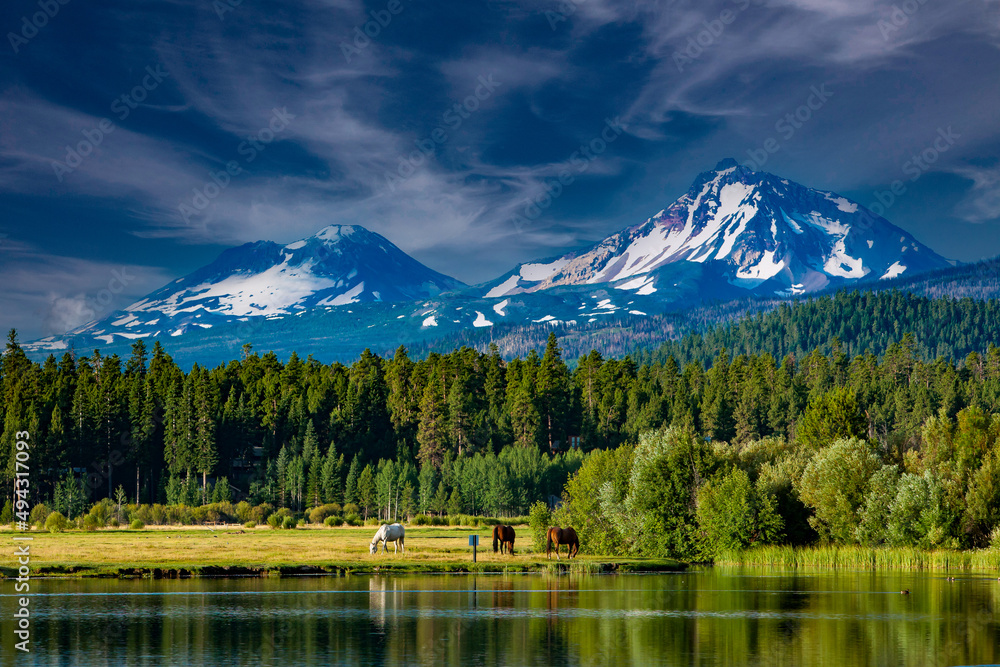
[2,0,1000,339]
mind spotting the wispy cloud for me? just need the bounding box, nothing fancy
[951,163,1000,223]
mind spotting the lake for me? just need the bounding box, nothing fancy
[2,568,998,665]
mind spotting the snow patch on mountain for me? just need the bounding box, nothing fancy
[485,275,520,299]
[520,260,569,281]
[881,261,907,280]
[130,258,340,318]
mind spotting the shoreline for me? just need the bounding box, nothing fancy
[3,560,687,579]
[5,526,998,579]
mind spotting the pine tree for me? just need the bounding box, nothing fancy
[276,445,291,507]
[357,464,376,519]
[192,367,219,504]
[509,366,541,449]
[418,462,437,514]
[321,442,344,504]
[447,376,474,455]
[536,333,572,450]
[417,380,448,466]
[344,456,359,505]
[306,457,322,507]
[432,481,449,515]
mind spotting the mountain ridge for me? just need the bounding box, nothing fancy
[24,160,960,362]
[480,158,951,300]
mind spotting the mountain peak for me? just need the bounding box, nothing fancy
[283,224,368,250]
[313,224,362,242]
[482,160,951,299]
[714,157,741,171]
[54,223,465,342]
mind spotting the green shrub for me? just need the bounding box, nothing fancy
[324,515,344,527]
[130,519,145,530]
[82,514,101,531]
[308,504,342,524]
[235,501,253,524]
[529,501,552,552]
[87,500,112,527]
[109,518,120,528]
[30,503,50,528]
[251,503,274,525]
[449,515,462,526]
[199,501,235,524]
[150,504,167,525]
[133,504,151,525]
[344,514,362,526]
[343,503,360,516]
[244,521,257,529]
[282,516,297,529]
[696,468,784,558]
[45,511,69,533]
[1,499,13,525]
[267,508,293,529]
[413,514,430,525]
[431,516,446,526]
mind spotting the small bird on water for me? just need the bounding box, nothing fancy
[900,589,910,594]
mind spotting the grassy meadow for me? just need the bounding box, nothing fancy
[0,524,684,577]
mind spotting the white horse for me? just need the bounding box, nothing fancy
[369,523,406,555]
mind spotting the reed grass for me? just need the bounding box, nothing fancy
[716,545,1000,571]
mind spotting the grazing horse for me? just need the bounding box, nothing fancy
[546,527,579,560]
[492,525,516,554]
[369,523,406,555]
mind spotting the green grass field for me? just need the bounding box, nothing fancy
[0,524,685,577]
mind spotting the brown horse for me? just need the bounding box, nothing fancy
[546,527,579,560]
[492,525,516,554]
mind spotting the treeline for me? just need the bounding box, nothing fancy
[557,404,1000,559]
[3,315,1000,527]
[414,281,1000,365]
[638,290,1000,369]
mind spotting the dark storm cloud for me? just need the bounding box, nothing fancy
[1,0,999,337]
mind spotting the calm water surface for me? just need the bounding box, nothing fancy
[2,568,999,665]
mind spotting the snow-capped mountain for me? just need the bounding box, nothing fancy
[482,159,952,299]
[41,225,464,346]
[23,161,958,365]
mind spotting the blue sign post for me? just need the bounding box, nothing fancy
[469,534,479,563]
